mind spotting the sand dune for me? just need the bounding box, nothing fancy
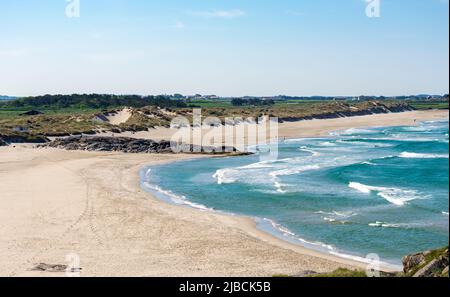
[97,110,449,146]
[105,108,132,125]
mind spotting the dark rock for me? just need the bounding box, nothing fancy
[0,137,8,146]
[403,247,449,277]
[296,270,318,277]
[403,253,426,273]
[43,132,72,137]
[0,134,49,144]
[413,259,443,277]
[82,130,97,135]
[31,263,68,273]
[40,136,243,155]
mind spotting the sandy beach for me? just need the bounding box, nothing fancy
[0,110,448,277]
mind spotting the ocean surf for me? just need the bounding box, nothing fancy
[141,120,449,267]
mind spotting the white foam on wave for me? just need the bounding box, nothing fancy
[212,159,291,185]
[272,179,287,194]
[299,146,321,157]
[336,139,394,148]
[144,182,212,211]
[443,212,449,216]
[368,221,402,228]
[330,128,377,136]
[213,161,276,185]
[359,137,440,143]
[262,218,401,271]
[323,217,336,222]
[402,126,429,132]
[316,210,357,224]
[240,160,275,169]
[263,218,335,251]
[315,210,357,219]
[368,221,433,229]
[328,251,403,271]
[269,164,321,194]
[399,152,449,159]
[349,182,372,194]
[348,182,427,206]
[319,141,336,147]
[212,157,323,193]
[143,169,212,211]
[284,137,327,143]
[212,168,240,185]
[269,164,320,177]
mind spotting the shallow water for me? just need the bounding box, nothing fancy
[142,120,449,266]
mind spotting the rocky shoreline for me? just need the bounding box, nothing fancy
[39,135,245,155]
[402,247,449,277]
[0,134,48,146]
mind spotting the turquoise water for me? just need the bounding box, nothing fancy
[142,120,449,267]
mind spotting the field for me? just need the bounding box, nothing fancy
[409,101,449,110]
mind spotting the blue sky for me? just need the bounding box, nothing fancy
[0,0,448,96]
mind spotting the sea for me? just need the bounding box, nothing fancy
[141,120,449,268]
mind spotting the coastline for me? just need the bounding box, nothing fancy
[95,110,449,143]
[0,147,363,276]
[142,159,409,271]
[0,110,448,276]
[139,110,449,272]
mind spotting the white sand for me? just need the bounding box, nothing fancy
[106,108,132,125]
[0,147,361,277]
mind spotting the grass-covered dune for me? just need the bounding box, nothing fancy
[0,94,446,145]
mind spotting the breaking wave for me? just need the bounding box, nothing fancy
[213,168,240,185]
[368,221,402,228]
[399,152,449,159]
[263,218,335,251]
[348,182,427,206]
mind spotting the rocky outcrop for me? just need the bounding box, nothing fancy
[403,253,426,273]
[402,247,449,277]
[0,134,49,146]
[42,136,243,155]
[0,137,7,146]
[31,263,68,273]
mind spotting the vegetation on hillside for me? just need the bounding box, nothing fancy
[409,101,449,110]
[231,98,275,106]
[305,246,449,278]
[0,94,187,110]
[403,246,449,277]
[311,268,368,278]
[0,96,446,144]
